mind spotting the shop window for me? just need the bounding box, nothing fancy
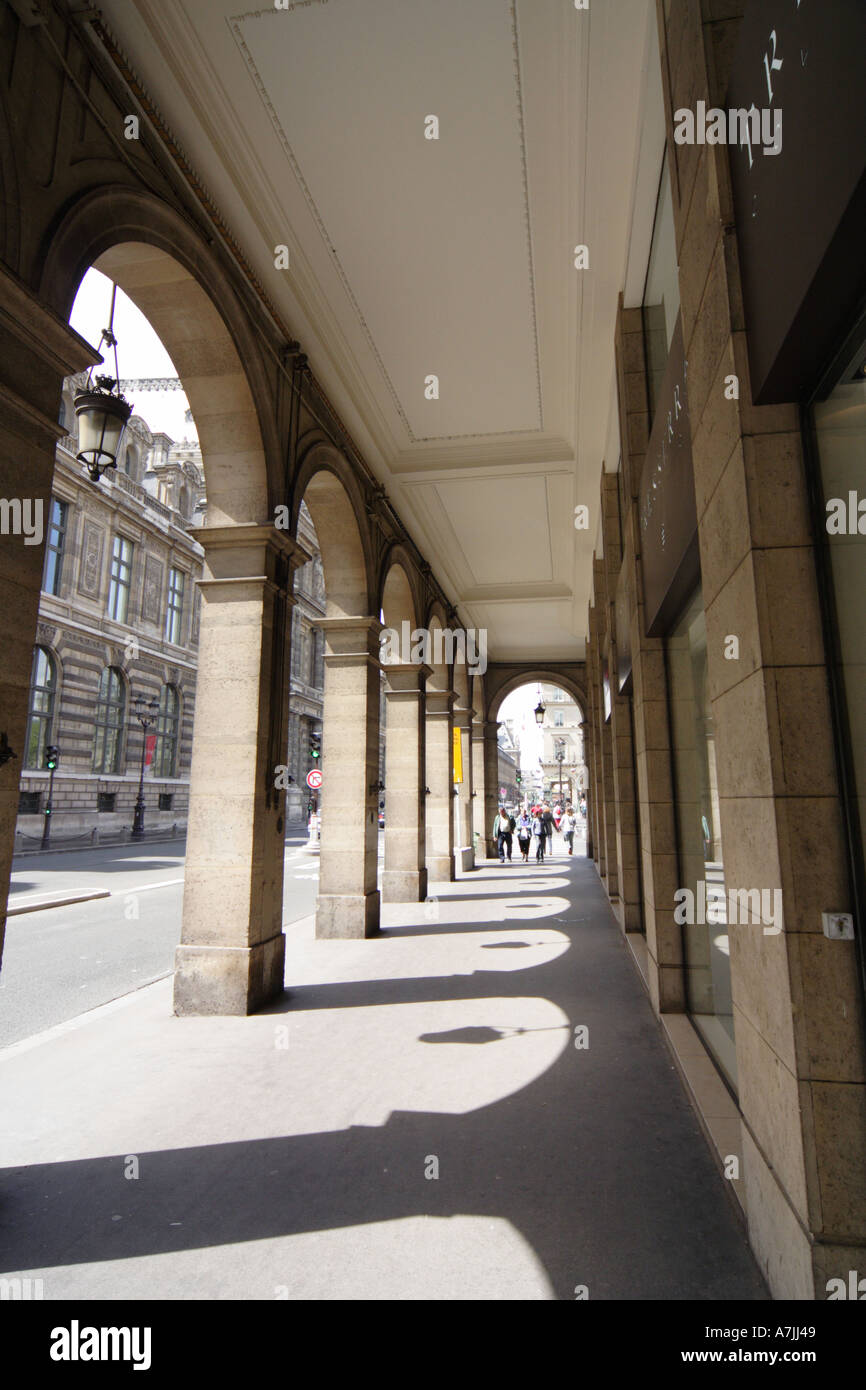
[666,589,736,1091]
[812,344,866,895]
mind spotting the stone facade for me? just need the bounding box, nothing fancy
[15,393,204,845]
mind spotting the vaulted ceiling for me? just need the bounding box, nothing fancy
[93,0,657,661]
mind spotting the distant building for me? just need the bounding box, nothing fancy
[285,501,325,821]
[538,683,586,806]
[16,378,328,843]
[16,378,205,846]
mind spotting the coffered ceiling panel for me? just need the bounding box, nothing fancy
[94,0,657,661]
[231,0,541,442]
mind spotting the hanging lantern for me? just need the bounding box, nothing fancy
[534,698,546,725]
[74,284,133,482]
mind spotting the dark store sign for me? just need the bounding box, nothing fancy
[639,315,699,638]
[728,0,866,404]
[615,562,632,694]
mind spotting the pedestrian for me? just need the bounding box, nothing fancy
[542,802,555,859]
[516,809,532,862]
[493,806,513,864]
[561,807,576,855]
[532,809,545,862]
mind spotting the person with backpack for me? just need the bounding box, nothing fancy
[516,810,532,862]
[532,810,545,862]
[493,806,514,864]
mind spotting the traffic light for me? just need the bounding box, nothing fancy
[44,745,59,771]
[516,771,522,784]
[310,732,321,760]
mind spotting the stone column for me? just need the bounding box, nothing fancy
[482,719,501,859]
[0,268,98,976]
[452,706,474,872]
[425,690,455,882]
[382,663,430,903]
[471,716,487,848]
[174,524,306,1015]
[316,616,382,937]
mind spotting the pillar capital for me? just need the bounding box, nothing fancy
[452,706,473,729]
[384,663,433,696]
[426,690,455,718]
[191,522,310,591]
[319,615,384,663]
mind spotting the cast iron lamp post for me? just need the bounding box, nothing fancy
[131,695,159,841]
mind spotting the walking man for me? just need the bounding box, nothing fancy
[493,806,514,864]
[542,803,555,859]
[532,809,545,862]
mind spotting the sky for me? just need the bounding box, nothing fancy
[69,268,196,444]
[498,684,547,770]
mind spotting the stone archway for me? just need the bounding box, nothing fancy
[34,190,303,1016]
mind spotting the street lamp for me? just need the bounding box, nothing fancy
[554,738,566,798]
[74,283,133,482]
[534,698,546,725]
[131,694,159,841]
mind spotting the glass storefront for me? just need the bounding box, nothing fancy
[812,349,866,892]
[666,588,737,1091]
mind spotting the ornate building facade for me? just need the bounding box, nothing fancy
[15,382,205,845]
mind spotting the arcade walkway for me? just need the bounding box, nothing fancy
[0,856,767,1300]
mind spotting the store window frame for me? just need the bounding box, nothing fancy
[800,300,866,1017]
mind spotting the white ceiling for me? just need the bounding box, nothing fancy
[93,0,658,661]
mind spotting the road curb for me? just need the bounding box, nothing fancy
[7,889,112,917]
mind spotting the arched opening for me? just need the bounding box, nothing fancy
[295,453,380,938]
[492,679,588,859]
[21,192,291,1017]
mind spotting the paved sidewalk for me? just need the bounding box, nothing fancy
[0,853,768,1300]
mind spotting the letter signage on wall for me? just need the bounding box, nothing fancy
[727,0,866,403]
[638,315,699,638]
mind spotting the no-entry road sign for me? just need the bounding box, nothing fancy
[306,769,323,789]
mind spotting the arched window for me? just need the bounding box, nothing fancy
[24,647,56,769]
[154,684,180,778]
[93,667,126,774]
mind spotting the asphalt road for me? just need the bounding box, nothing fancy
[0,835,322,1047]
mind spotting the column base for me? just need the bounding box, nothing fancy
[173,934,285,1016]
[454,846,475,872]
[427,853,455,883]
[316,890,380,938]
[382,868,428,903]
